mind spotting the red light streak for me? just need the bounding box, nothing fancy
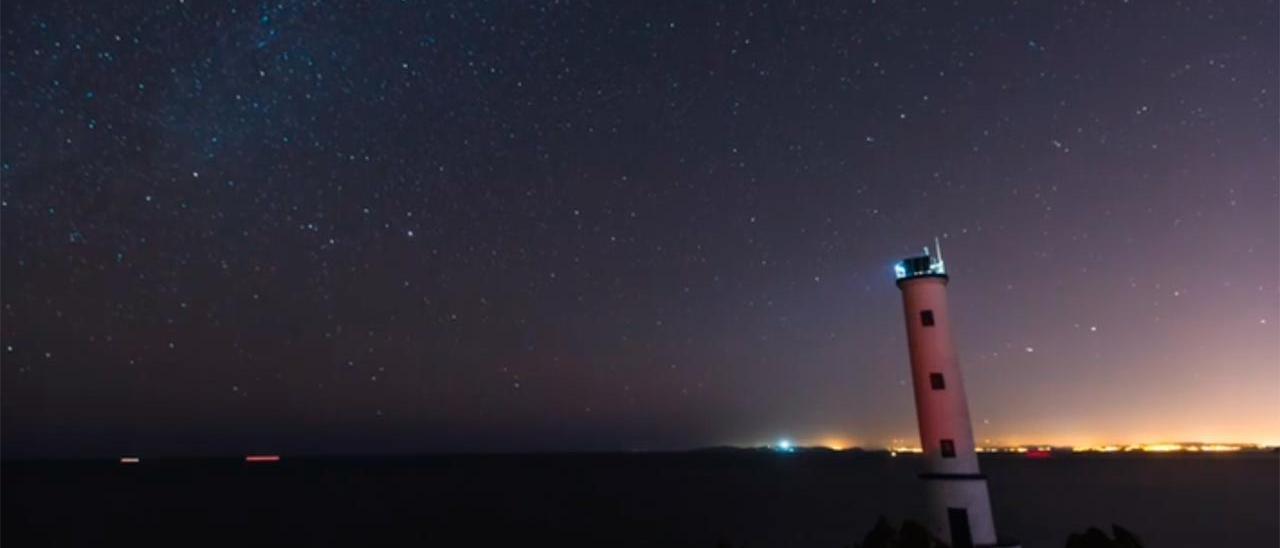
[244,455,281,463]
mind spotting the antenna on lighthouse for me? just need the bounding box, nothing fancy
[934,236,944,263]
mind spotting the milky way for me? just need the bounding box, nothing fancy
[2,1,1276,456]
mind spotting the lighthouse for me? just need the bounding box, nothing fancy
[894,240,1015,548]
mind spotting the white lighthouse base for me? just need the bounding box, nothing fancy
[921,474,1018,547]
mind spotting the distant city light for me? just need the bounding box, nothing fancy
[775,439,795,453]
[119,456,140,464]
[973,443,1255,454]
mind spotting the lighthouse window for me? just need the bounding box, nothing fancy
[940,439,956,458]
[930,373,946,390]
[920,310,935,326]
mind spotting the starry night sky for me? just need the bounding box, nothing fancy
[2,1,1276,458]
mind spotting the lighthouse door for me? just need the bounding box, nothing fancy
[947,507,973,548]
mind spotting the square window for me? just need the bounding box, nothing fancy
[920,310,935,327]
[930,373,946,390]
[940,439,956,458]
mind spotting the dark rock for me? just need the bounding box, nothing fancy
[1111,524,1144,548]
[1064,525,1145,548]
[859,516,898,548]
[898,520,936,548]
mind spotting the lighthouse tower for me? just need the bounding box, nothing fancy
[894,241,1013,548]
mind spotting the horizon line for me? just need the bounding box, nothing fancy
[3,441,1277,462]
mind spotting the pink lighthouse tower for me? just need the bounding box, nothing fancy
[894,240,1016,548]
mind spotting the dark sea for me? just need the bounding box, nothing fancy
[3,452,1276,547]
